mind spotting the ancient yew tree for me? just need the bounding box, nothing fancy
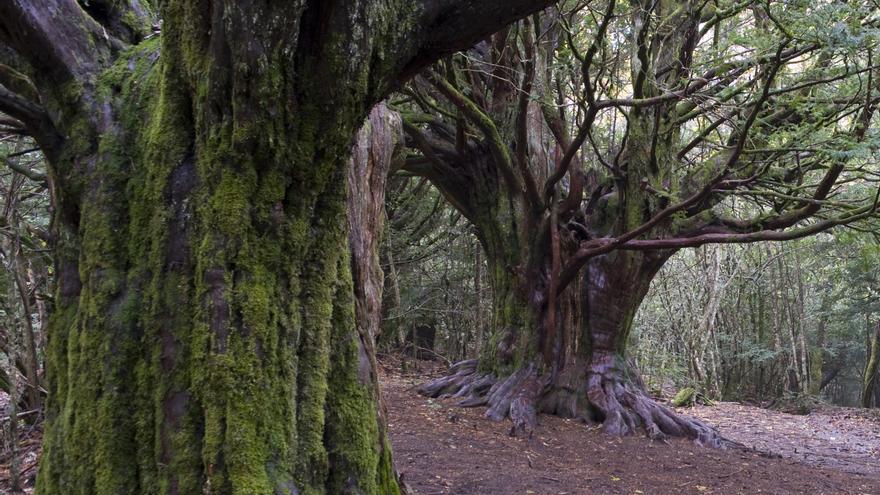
[0,1,556,493]
[411,0,880,441]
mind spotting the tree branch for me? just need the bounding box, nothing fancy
[616,203,879,251]
[0,0,115,88]
[399,0,557,80]
[0,85,62,157]
[559,195,878,291]
[425,71,523,196]
[0,63,39,103]
[514,17,543,212]
[543,0,616,203]
[0,86,46,127]
[3,156,47,183]
[555,44,788,293]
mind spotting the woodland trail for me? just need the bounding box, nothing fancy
[383,359,880,495]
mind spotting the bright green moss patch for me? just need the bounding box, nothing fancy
[672,387,696,407]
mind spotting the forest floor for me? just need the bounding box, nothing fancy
[0,359,878,494]
[383,357,880,495]
[0,392,41,494]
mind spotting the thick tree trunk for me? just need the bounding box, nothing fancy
[348,103,402,344]
[421,247,725,444]
[417,214,552,433]
[35,5,404,494]
[38,41,401,495]
[554,252,721,443]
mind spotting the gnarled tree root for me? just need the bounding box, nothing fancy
[419,359,732,446]
[417,359,496,403]
[418,360,543,435]
[585,367,729,447]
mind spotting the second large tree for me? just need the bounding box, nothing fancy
[413,0,880,441]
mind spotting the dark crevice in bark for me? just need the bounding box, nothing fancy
[76,0,153,45]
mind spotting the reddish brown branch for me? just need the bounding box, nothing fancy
[564,198,878,276]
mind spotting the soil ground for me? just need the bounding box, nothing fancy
[2,358,879,494]
[384,357,880,495]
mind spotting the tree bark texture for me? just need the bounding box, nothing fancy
[348,103,403,344]
[863,322,880,408]
[0,1,555,493]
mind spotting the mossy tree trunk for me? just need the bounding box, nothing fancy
[419,237,722,442]
[0,1,555,493]
[862,322,880,408]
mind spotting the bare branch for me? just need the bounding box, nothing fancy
[425,71,524,196]
[616,203,880,251]
[0,85,63,159]
[0,86,45,126]
[3,156,47,183]
[0,63,39,103]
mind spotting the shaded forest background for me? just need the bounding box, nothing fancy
[3,137,874,411]
[380,183,880,407]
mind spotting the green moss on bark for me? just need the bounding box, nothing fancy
[38,1,414,493]
[325,250,401,495]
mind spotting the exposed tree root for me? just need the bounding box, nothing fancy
[419,357,731,446]
[417,359,494,403]
[584,357,726,447]
[418,360,543,435]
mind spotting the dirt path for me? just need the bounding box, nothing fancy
[686,402,880,477]
[383,362,880,495]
